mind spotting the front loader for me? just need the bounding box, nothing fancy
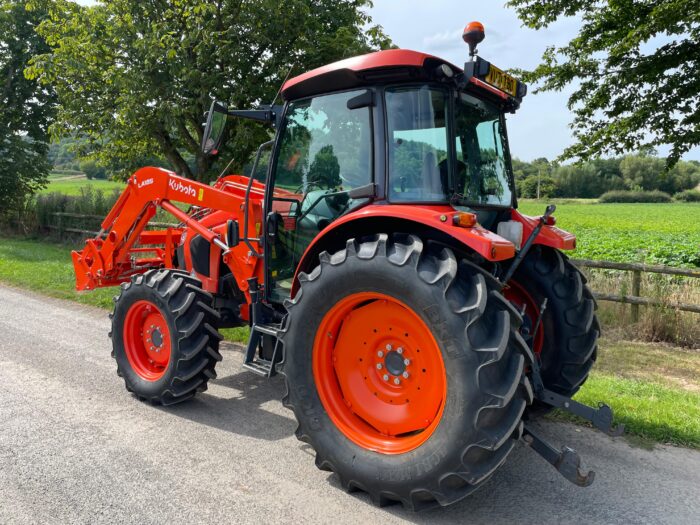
[72,22,621,510]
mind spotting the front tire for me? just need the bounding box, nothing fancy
[280,234,533,510]
[110,269,223,405]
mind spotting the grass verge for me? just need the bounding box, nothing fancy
[1,235,698,447]
[549,341,700,449]
[0,236,249,343]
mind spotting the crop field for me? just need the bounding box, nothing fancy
[41,175,124,196]
[518,200,700,267]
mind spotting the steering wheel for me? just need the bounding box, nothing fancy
[293,180,324,195]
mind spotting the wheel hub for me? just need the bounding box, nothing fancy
[313,292,447,454]
[383,350,407,377]
[123,300,171,381]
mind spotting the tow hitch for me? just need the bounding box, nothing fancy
[522,298,624,486]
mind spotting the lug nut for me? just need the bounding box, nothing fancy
[393,378,401,385]
[402,371,410,379]
[385,344,392,351]
[376,363,382,370]
[377,351,384,358]
[404,358,410,366]
[383,374,389,381]
[397,347,403,355]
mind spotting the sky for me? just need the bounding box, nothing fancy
[74,0,699,162]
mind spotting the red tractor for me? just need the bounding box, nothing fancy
[73,23,621,510]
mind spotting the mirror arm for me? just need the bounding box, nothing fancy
[228,105,283,126]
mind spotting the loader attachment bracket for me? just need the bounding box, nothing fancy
[522,424,595,487]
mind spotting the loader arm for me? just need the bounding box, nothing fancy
[72,166,264,295]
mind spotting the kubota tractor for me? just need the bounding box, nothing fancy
[72,23,622,510]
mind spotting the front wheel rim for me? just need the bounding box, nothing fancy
[123,300,172,381]
[313,292,447,455]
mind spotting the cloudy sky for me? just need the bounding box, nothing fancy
[74,0,699,162]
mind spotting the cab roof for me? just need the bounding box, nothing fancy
[281,49,461,101]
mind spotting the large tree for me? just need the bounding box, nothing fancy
[27,0,391,181]
[506,0,700,167]
[0,0,55,216]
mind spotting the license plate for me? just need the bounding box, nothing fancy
[485,65,517,97]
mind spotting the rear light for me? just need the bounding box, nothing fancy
[544,215,556,226]
[452,212,477,228]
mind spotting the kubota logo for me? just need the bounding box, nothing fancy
[169,179,196,197]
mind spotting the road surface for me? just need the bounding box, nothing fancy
[1,284,698,524]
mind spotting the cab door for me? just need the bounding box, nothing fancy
[264,90,374,303]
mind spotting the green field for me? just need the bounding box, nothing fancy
[41,175,124,196]
[518,200,700,267]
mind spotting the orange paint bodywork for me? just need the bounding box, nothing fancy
[511,209,577,251]
[73,166,577,322]
[72,167,266,311]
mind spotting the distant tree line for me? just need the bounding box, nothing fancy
[512,154,700,199]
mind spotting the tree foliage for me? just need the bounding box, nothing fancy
[27,0,392,182]
[0,0,55,216]
[506,0,700,167]
[513,155,700,199]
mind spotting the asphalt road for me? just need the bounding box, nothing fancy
[1,283,699,525]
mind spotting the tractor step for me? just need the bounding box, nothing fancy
[242,357,276,377]
[243,322,283,378]
[242,277,283,378]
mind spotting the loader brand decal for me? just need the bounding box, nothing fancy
[169,179,197,198]
[137,178,154,189]
[198,188,204,202]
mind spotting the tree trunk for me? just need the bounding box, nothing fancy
[154,127,194,179]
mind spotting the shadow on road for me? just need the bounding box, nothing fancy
[161,371,296,441]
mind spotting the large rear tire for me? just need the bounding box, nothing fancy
[110,269,223,405]
[505,246,599,399]
[280,234,533,510]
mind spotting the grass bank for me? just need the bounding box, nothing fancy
[553,342,700,449]
[0,236,248,342]
[41,175,124,196]
[1,235,698,447]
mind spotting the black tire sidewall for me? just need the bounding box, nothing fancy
[511,246,597,395]
[284,247,512,492]
[112,282,179,397]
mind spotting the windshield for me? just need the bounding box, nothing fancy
[385,86,513,206]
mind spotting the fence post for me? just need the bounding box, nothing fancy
[631,270,641,322]
[57,213,63,239]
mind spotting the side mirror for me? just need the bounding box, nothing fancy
[201,100,228,155]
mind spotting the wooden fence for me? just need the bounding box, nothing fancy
[570,259,700,318]
[47,212,176,237]
[46,212,700,317]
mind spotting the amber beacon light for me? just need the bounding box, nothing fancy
[462,21,485,58]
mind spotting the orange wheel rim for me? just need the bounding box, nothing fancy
[313,292,447,454]
[504,280,544,356]
[123,300,172,381]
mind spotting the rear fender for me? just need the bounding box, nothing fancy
[291,204,516,297]
[511,209,576,251]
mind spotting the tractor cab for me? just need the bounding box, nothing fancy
[203,23,529,301]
